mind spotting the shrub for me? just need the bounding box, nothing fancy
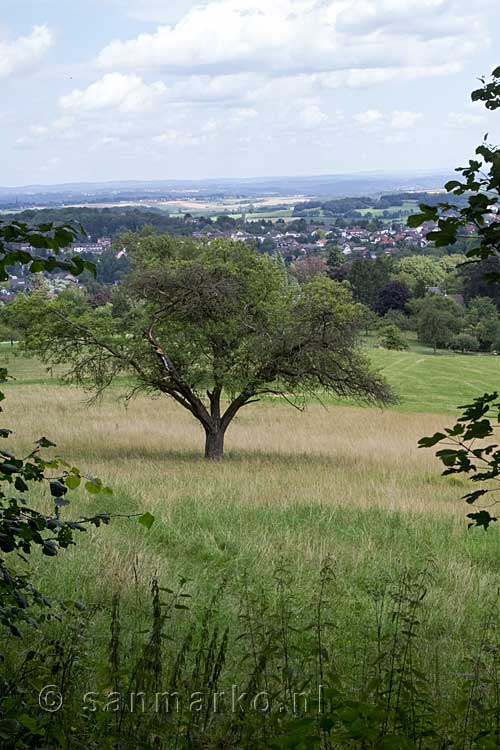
[449,332,480,353]
[380,324,409,350]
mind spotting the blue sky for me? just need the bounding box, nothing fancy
[1,0,499,186]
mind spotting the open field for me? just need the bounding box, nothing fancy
[4,347,500,744]
[357,200,419,217]
[62,195,305,217]
[229,209,295,219]
[6,375,500,636]
[4,342,500,413]
[367,345,500,412]
[3,347,500,612]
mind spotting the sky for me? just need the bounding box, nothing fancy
[1,0,499,186]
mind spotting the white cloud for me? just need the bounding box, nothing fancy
[353,108,422,133]
[202,119,219,133]
[446,111,486,129]
[15,124,50,147]
[152,129,203,146]
[390,110,423,129]
[0,25,53,79]
[354,109,384,129]
[29,125,49,137]
[151,104,258,146]
[228,107,258,123]
[200,108,257,133]
[182,66,459,110]
[317,62,463,89]
[336,0,489,36]
[59,73,166,114]
[169,73,258,102]
[96,0,488,82]
[53,116,75,132]
[299,103,327,129]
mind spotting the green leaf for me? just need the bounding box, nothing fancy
[17,715,40,733]
[138,512,155,530]
[42,539,59,556]
[407,214,426,228]
[0,719,20,739]
[436,449,459,467]
[463,419,493,440]
[85,479,103,494]
[29,259,47,273]
[65,474,81,490]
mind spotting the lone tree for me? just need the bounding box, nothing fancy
[10,238,394,459]
[411,294,463,353]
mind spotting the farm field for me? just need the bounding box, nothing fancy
[356,199,420,217]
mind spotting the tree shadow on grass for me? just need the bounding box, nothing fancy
[92,444,340,469]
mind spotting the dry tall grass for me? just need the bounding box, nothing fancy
[8,383,459,517]
[6,381,500,670]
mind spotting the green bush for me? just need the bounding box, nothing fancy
[380,324,409,351]
[449,332,480,353]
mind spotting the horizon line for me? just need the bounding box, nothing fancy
[0,168,456,192]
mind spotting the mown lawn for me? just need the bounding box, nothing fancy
[368,345,500,413]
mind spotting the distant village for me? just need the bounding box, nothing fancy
[203,219,435,258]
[2,193,493,300]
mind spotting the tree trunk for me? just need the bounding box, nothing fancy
[204,427,225,460]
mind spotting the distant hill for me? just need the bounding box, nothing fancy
[0,171,454,209]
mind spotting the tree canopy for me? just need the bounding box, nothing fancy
[411,294,463,353]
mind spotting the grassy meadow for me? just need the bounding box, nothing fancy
[3,343,500,613]
[4,343,500,745]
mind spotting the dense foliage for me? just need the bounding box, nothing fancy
[417,66,500,527]
[5,209,200,241]
[0,414,113,638]
[0,220,154,635]
[0,219,94,282]
[4,561,500,749]
[1,220,109,634]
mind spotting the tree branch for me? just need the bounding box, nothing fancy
[145,315,213,430]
